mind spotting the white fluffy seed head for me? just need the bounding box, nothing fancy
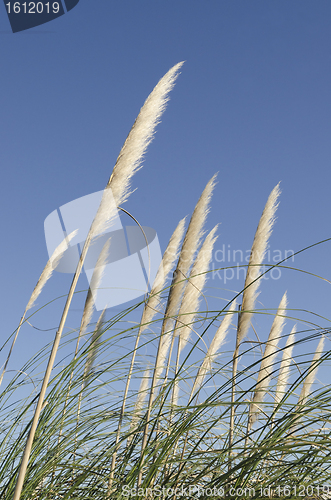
[237,183,281,346]
[162,174,217,335]
[85,64,184,268]
[79,239,110,337]
[90,188,118,240]
[250,292,287,424]
[154,330,173,387]
[84,308,106,388]
[176,174,218,276]
[26,230,78,312]
[176,225,218,356]
[107,62,184,207]
[274,325,296,406]
[128,368,151,441]
[191,300,237,397]
[298,335,325,405]
[140,217,186,334]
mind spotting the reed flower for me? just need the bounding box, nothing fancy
[79,238,110,339]
[191,300,237,398]
[107,62,184,206]
[249,292,287,424]
[237,183,281,346]
[177,225,218,356]
[84,308,106,389]
[162,174,217,335]
[289,335,325,433]
[0,230,77,388]
[27,230,78,311]
[170,226,218,408]
[91,64,184,238]
[298,335,325,405]
[128,368,151,443]
[140,217,186,334]
[230,183,280,460]
[14,64,184,500]
[274,325,296,406]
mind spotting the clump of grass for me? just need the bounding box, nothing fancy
[1,65,331,500]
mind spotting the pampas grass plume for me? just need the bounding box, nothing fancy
[250,292,287,424]
[79,238,110,338]
[14,64,184,500]
[84,308,106,388]
[128,368,151,442]
[274,325,296,406]
[177,225,218,356]
[191,300,237,397]
[0,230,77,388]
[298,335,325,405]
[140,217,186,334]
[107,62,184,206]
[237,183,281,346]
[163,174,217,334]
[27,229,78,311]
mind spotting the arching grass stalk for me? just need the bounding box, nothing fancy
[138,227,218,487]
[297,335,325,406]
[171,226,218,408]
[161,174,217,340]
[156,174,218,436]
[83,308,106,390]
[13,61,184,500]
[274,325,296,408]
[229,183,280,467]
[107,217,185,495]
[245,292,288,449]
[51,308,106,488]
[73,240,110,462]
[0,231,77,390]
[171,300,237,480]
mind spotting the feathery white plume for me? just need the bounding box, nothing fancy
[79,239,110,338]
[192,300,237,397]
[250,292,287,424]
[274,325,296,406]
[177,225,218,356]
[140,217,186,334]
[107,62,184,206]
[298,335,324,405]
[84,308,106,389]
[92,64,184,241]
[230,185,280,453]
[154,330,173,387]
[0,230,77,389]
[163,174,218,335]
[26,230,78,311]
[140,222,217,472]
[127,368,151,444]
[90,187,118,239]
[237,183,281,346]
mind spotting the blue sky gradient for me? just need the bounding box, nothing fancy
[1,1,331,371]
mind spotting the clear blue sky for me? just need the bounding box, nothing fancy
[1,1,330,373]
